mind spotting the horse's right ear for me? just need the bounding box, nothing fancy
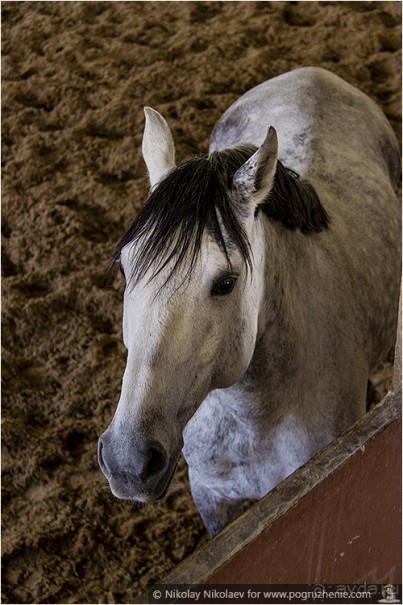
[142,107,176,189]
[233,126,278,210]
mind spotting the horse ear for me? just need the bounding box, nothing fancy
[142,107,176,189]
[233,126,278,207]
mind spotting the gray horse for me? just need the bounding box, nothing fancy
[98,67,401,536]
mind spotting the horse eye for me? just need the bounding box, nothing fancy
[211,275,237,296]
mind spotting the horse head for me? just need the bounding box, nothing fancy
[98,108,278,502]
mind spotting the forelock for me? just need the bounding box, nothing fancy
[112,145,256,289]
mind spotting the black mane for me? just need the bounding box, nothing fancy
[260,161,329,234]
[113,146,255,287]
[113,146,329,287]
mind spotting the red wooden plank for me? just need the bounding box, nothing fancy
[206,418,401,585]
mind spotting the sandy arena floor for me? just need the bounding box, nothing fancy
[2,2,401,603]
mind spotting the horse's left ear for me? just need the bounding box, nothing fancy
[233,126,278,208]
[142,107,176,189]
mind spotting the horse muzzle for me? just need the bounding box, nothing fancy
[98,430,177,502]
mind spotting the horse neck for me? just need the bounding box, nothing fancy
[236,219,319,412]
[208,217,325,428]
[261,219,315,337]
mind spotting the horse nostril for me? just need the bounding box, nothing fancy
[99,433,167,484]
[141,445,167,479]
[98,439,109,477]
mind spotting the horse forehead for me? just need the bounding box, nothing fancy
[120,251,199,314]
[121,232,236,294]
